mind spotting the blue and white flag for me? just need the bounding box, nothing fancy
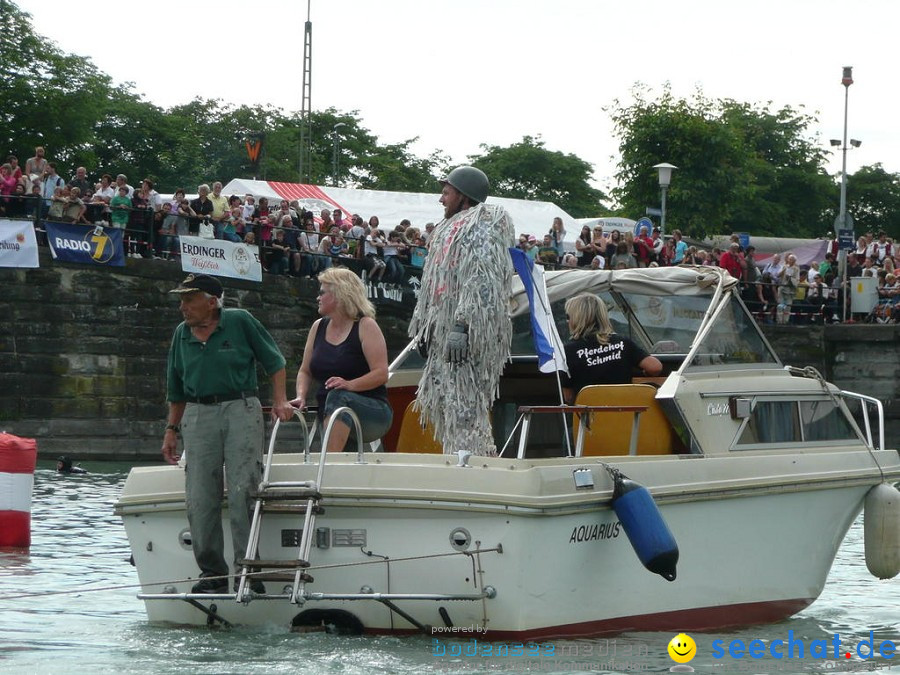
[46,222,125,267]
[509,248,568,375]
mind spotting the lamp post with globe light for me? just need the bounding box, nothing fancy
[829,68,861,323]
[653,163,677,236]
[836,67,855,230]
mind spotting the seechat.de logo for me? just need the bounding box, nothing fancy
[668,633,697,671]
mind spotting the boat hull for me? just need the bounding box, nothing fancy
[118,450,892,638]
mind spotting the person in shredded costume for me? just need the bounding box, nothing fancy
[408,166,514,457]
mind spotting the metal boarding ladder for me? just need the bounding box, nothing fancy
[236,406,366,604]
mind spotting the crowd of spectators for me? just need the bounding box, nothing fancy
[0,146,434,282]
[3,146,898,321]
[516,219,899,325]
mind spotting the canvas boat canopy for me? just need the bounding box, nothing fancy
[510,265,739,316]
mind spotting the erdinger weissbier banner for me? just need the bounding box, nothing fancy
[45,222,125,267]
[179,236,262,282]
[0,219,40,268]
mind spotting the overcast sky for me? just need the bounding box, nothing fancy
[19,0,898,206]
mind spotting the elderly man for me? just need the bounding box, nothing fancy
[408,166,514,457]
[162,274,294,594]
[68,166,91,195]
[209,181,229,238]
[114,174,134,198]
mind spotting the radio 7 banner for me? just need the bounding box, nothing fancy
[179,236,262,282]
[0,219,40,268]
[45,222,125,267]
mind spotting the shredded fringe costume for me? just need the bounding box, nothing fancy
[408,203,515,456]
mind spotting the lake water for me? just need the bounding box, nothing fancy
[0,462,897,674]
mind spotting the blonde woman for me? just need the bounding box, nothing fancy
[291,268,392,451]
[560,294,662,404]
[549,216,567,257]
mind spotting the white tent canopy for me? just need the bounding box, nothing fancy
[222,179,576,241]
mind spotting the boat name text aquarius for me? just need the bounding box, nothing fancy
[707,402,730,416]
[570,521,621,543]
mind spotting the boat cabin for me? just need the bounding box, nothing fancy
[383,267,882,459]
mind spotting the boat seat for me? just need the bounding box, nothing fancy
[395,401,443,454]
[574,384,677,456]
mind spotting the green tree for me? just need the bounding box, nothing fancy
[846,164,900,238]
[0,0,117,175]
[608,85,834,238]
[468,136,607,217]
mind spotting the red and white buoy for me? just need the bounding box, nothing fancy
[0,433,37,549]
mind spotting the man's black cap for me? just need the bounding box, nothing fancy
[169,273,223,298]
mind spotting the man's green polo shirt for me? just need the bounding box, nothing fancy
[167,308,286,402]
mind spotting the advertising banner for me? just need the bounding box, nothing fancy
[179,236,262,282]
[45,222,125,267]
[0,219,40,268]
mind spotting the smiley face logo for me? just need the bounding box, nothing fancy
[668,633,696,664]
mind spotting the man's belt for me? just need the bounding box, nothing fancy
[184,390,258,405]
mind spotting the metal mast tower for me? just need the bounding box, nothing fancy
[298,0,313,183]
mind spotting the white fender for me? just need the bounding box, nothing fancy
[864,483,900,580]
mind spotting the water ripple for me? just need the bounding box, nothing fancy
[0,463,896,674]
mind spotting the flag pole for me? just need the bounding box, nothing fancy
[508,248,573,458]
[523,252,573,458]
[555,367,574,457]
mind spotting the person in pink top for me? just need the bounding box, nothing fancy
[0,164,17,197]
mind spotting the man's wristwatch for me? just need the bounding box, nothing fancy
[165,424,180,433]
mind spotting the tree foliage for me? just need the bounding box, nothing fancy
[468,136,608,218]
[0,0,117,168]
[608,85,835,238]
[847,164,900,238]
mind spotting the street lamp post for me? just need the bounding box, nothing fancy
[332,122,347,186]
[837,66,854,230]
[652,163,677,236]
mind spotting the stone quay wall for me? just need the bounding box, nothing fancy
[0,251,416,461]
[1,254,897,461]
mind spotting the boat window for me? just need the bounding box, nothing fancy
[737,401,800,445]
[735,398,860,447]
[687,295,778,368]
[799,400,860,442]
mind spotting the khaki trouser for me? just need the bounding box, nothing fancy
[182,397,263,578]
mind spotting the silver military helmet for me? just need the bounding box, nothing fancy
[441,166,489,204]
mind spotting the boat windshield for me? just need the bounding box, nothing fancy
[617,291,779,368]
[511,288,779,369]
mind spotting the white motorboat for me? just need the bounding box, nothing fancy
[115,266,900,638]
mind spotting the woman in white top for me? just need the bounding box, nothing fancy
[363,227,387,283]
[549,216,566,257]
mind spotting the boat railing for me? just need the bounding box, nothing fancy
[315,406,367,465]
[261,408,311,484]
[839,390,885,451]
